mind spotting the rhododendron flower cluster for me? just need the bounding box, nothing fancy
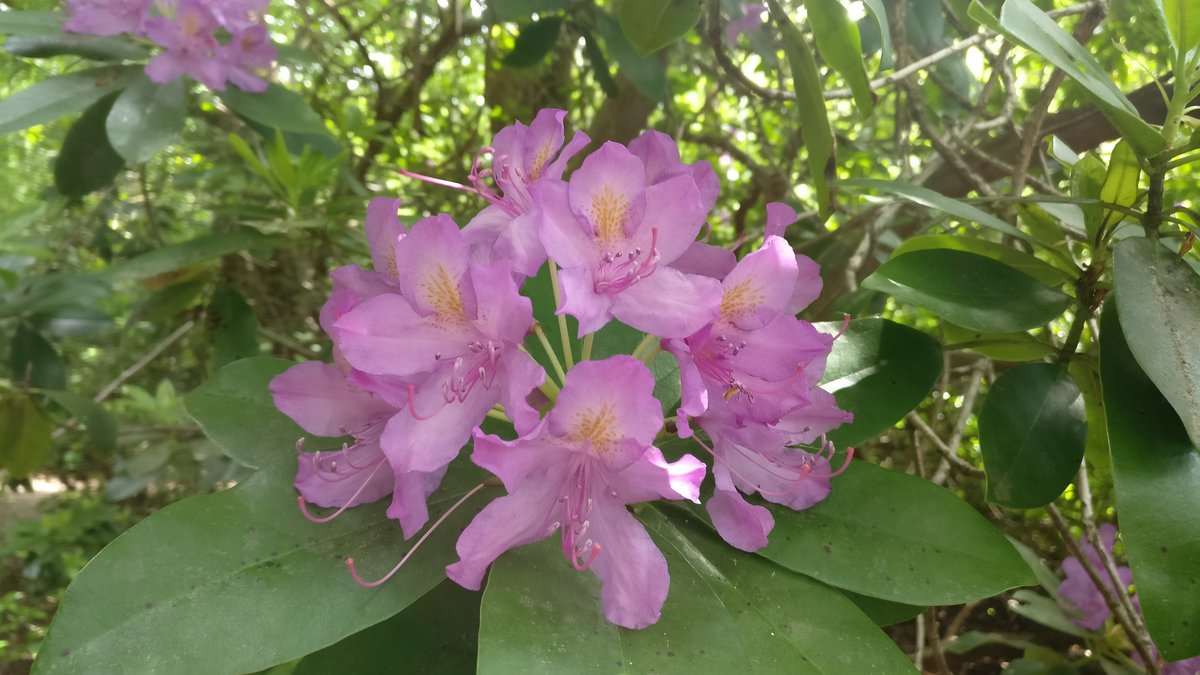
[64,0,275,92]
[270,109,853,629]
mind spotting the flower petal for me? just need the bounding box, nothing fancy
[270,361,392,437]
[380,381,499,473]
[719,235,798,330]
[499,349,547,436]
[610,266,722,338]
[548,356,662,470]
[335,294,447,377]
[557,266,613,337]
[634,174,705,264]
[567,142,647,246]
[786,253,824,314]
[386,466,448,539]
[294,443,392,509]
[670,241,737,279]
[365,197,406,281]
[608,446,706,503]
[394,214,477,319]
[706,482,774,552]
[586,496,670,629]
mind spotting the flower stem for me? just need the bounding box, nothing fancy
[527,330,566,389]
[547,259,575,370]
[486,407,512,423]
[630,333,658,360]
[640,345,663,365]
[581,333,594,361]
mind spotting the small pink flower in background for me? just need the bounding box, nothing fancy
[144,1,227,89]
[726,3,767,46]
[63,0,151,36]
[446,356,706,629]
[221,24,276,93]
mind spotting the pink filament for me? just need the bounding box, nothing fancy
[297,461,387,524]
[406,384,445,421]
[346,481,489,588]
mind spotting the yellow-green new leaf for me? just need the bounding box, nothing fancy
[1098,140,1141,237]
[804,0,875,114]
[1157,0,1200,59]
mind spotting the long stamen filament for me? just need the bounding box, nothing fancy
[346,481,490,588]
[406,384,444,421]
[298,461,387,523]
[547,259,575,369]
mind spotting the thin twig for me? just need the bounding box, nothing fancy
[95,321,196,403]
[932,366,985,485]
[907,412,986,478]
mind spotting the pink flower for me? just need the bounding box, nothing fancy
[221,24,276,93]
[446,356,706,628]
[144,0,226,90]
[63,0,151,36]
[726,3,767,46]
[539,141,723,337]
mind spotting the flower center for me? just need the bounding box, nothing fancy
[551,461,602,571]
[588,186,630,244]
[570,402,617,454]
[719,280,765,322]
[439,339,502,403]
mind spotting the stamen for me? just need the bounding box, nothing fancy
[346,481,490,588]
[835,313,852,339]
[295,437,306,452]
[297,462,386,523]
[406,384,444,421]
[573,543,601,571]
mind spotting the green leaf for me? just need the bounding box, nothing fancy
[863,249,1072,333]
[106,75,186,163]
[502,16,562,67]
[0,272,111,318]
[1068,358,1111,477]
[31,306,113,337]
[968,0,1164,158]
[759,461,1037,605]
[580,30,618,97]
[9,323,67,390]
[488,0,568,22]
[44,391,117,455]
[218,84,330,137]
[1157,0,1200,57]
[942,322,1057,362]
[817,318,943,447]
[893,234,1072,287]
[0,65,139,134]
[0,11,64,36]
[183,357,301,469]
[804,0,875,114]
[841,178,1033,242]
[595,10,668,101]
[54,92,125,197]
[770,0,836,219]
[1097,140,1140,237]
[618,0,701,55]
[478,505,912,673]
[859,0,894,68]
[294,580,480,675]
[978,363,1087,508]
[0,394,53,479]
[208,285,260,373]
[4,33,148,61]
[1113,237,1200,447]
[1070,153,1107,241]
[32,457,493,675]
[101,229,275,283]
[1101,307,1200,661]
[1009,589,1088,637]
[838,589,924,627]
[944,630,1042,655]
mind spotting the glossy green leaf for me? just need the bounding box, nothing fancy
[978,363,1086,508]
[32,457,493,675]
[294,580,480,675]
[0,65,138,134]
[478,504,912,674]
[841,178,1032,242]
[106,75,186,163]
[1098,140,1140,237]
[817,318,943,446]
[595,11,668,100]
[0,11,64,36]
[942,322,1056,362]
[944,630,1041,655]
[219,84,330,137]
[618,0,701,55]
[0,394,53,479]
[208,285,260,372]
[770,0,836,219]
[44,391,117,455]
[503,16,562,67]
[1070,153,1107,241]
[863,249,1072,333]
[101,229,274,283]
[1067,358,1111,478]
[1009,589,1088,637]
[838,590,924,627]
[1101,308,1200,661]
[759,461,1037,605]
[893,234,1071,287]
[1157,0,1200,56]
[9,323,67,390]
[183,357,301,469]
[488,0,568,21]
[969,0,1164,158]
[1113,237,1200,448]
[54,92,125,197]
[4,33,147,61]
[804,0,875,114]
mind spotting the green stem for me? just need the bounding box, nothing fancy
[486,408,511,423]
[630,333,659,360]
[528,328,566,388]
[547,259,575,370]
[581,333,594,362]
[640,345,663,365]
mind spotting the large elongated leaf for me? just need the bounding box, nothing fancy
[892,234,1071,287]
[101,229,275,283]
[817,318,942,447]
[804,0,874,114]
[1113,237,1200,448]
[770,0,836,219]
[1157,0,1200,56]
[4,33,147,61]
[1100,308,1200,661]
[841,178,1032,242]
[978,363,1087,508]
[969,0,1164,158]
[54,92,125,197]
[478,505,912,674]
[218,84,331,136]
[0,65,138,134]
[0,394,53,479]
[618,0,701,55]
[502,16,562,67]
[0,11,64,36]
[106,75,186,163]
[863,249,1072,333]
[183,357,301,469]
[759,461,1037,605]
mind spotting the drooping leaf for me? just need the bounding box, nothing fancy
[804,0,875,114]
[1097,140,1141,238]
[9,323,67,390]
[32,457,493,675]
[968,0,1164,158]
[618,0,702,55]
[54,92,126,197]
[978,363,1087,508]
[816,318,943,447]
[841,178,1033,242]
[0,273,111,318]
[770,0,836,219]
[838,589,924,627]
[44,390,118,455]
[4,33,148,61]
[759,461,1037,606]
[31,306,113,338]
[863,249,1072,333]
[183,357,302,469]
[1101,307,1200,661]
[892,234,1071,287]
[101,229,275,283]
[477,504,912,674]
[1113,237,1200,447]
[208,285,260,372]
[502,16,562,67]
[858,0,894,68]
[0,65,138,134]
[106,75,186,163]
[1070,153,1107,241]
[0,394,53,479]
[1009,589,1088,638]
